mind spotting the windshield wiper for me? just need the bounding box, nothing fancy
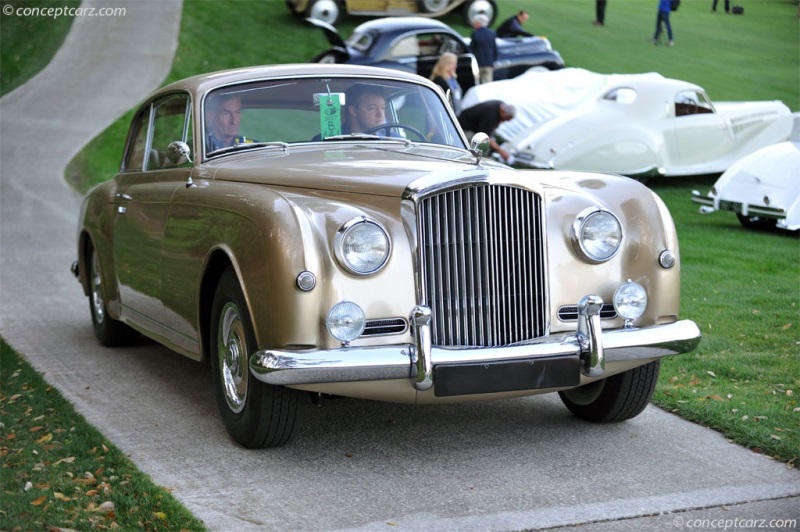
[208,141,289,157]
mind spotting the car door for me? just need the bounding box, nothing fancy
[672,89,732,166]
[389,31,478,90]
[112,94,191,334]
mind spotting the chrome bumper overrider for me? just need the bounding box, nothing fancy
[250,295,701,394]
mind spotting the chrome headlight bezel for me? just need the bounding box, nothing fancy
[571,208,623,263]
[334,217,391,276]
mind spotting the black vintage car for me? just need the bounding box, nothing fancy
[309,17,565,91]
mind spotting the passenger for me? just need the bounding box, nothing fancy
[205,93,252,151]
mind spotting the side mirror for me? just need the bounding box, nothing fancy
[166,141,192,165]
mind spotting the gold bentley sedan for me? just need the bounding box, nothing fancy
[73,64,701,448]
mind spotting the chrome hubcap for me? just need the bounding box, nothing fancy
[309,0,339,24]
[218,303,247,413]
[465,0,495,25]
[90,252,105,323]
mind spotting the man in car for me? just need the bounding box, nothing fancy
[205,93,253,151]
[344,85,388,134]
[457,100,516,163]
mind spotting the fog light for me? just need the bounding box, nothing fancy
[613,280,647,326]
[326,301,366,344]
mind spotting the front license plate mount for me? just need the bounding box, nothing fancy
[433,355,581,397]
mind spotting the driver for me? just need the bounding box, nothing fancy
[206,93,255,152]
[344,85,387,134]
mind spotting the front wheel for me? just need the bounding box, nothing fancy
[306,0,341,25]
[210,268,303,448]
[88,246,138,347]
[558,360,661,423]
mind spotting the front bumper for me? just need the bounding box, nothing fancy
[691,190,791,225]
[250,296,701,397]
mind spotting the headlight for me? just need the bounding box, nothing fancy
[572,208,622,262]
[613,281,647,324]
[327,301,366,343]
[334,217,390,275]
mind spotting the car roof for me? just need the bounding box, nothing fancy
[154,63,434,98]
[352,16,456,35]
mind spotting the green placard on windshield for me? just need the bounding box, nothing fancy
[320,94,342,139]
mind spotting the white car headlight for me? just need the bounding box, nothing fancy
[572,208,622,262]
[327,301,366,343]
[335,217,391,275]
[614,281,647,324]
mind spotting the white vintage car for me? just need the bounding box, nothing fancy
[691,114,800,231]
[463,69,793,178]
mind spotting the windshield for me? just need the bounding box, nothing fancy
[203,77,465,158]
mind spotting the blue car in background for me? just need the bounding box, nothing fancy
[308,17,564,91]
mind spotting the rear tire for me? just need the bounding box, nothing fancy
[210,268,303,448]
[88,246,138,347]
[558,360,660,423]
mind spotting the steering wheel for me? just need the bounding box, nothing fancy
[364,123,427,142]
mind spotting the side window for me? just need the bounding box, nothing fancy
[675,90,714,117]
[121,106,151,173]
[438,35,466,55]
[390,35,421,58]
[149,94,192,170]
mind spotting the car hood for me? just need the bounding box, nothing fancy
[718,140,800,198]
[204,144,501,197]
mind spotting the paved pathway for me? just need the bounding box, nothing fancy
[1,2,798,530]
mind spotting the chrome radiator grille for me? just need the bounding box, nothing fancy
[418,184,546,347]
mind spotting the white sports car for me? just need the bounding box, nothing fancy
[462,69,793,178]
[691,114,800,231]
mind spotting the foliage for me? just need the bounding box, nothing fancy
[0,339,208,531]
[0,0,80,96]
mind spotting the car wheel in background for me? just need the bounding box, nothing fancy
[558,360,661,423]
[210,268,304,448]
[418,0,449,14]
[461,0,497,26]
[88,246,138,347]
[315,51,339,63]
[307,0,342,25]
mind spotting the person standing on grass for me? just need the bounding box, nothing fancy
[469,14,497,84]
[594,0,607,26]
[651,0,674,46]
[711,0,730,13]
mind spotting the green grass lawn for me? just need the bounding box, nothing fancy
[1,1,799,528]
